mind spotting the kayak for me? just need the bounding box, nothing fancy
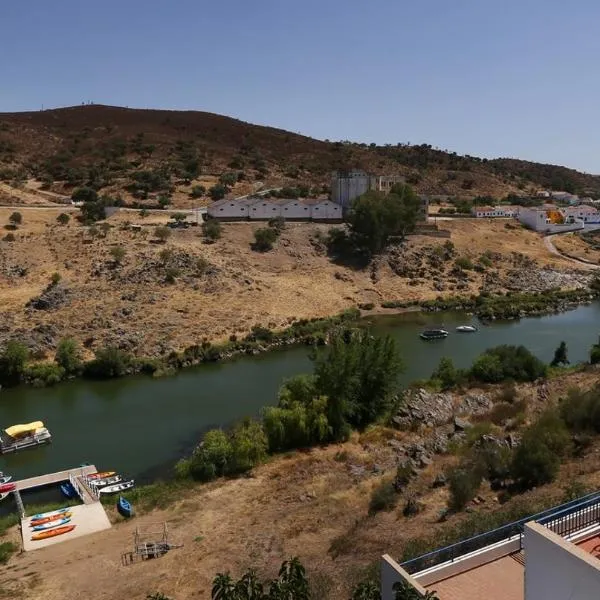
[30,507,70,520]
[31,517,71,532]
[117,496,133,518]
[0,483,16,493]
[87,471,116,480]
[31,512,72,526]
[60,482,76,498]
[31,524,76,541]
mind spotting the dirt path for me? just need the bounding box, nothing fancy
[544,233,600,270]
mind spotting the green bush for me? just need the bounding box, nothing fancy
[368,479,398,515]
[447,466,482,512]
[0,340,29,387]
[24,362,65,387]
[208,184,227,201]
[559,384,600,433]
[84,346,132,379]
[253,227,279,251]
[455,256,474,270]
[190,184,205,198]
[431,357,463,390]
[228,418,268,473]
[202,219,222,242]
[57,212,70,225]
[72,186,98,203]
[470,345,547,383]
[55,338,82,375]
[154,226,171,242]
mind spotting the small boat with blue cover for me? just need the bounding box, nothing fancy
[60,482,76,498]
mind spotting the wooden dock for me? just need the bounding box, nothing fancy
[14,465,97,492]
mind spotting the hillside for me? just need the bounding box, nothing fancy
[0,105,599,208]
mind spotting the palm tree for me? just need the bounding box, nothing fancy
[235,570,265,599]
[212,573,236,600]
[276,557,310,600]
[351,580,381,600]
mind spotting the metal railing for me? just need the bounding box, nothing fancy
[401,491,600,575]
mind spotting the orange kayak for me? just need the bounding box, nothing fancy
[87,471,115,480]
[30,512,72,526]
[31,524,76,541]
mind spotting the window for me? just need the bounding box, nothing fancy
[284,208,288,211]
[219,208,224,211]
[304,207,308,210]
[272,207,276,211]
[230,203,234,206]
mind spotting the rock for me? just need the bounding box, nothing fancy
[506,433,521,448]
[26,283,70,311]
[432,473,447,488]
[454,417,471,431]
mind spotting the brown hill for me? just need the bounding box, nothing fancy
[0,104,599,206]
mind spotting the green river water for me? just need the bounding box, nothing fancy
[1,302,599,508]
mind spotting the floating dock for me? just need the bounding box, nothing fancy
[14,465,97,492]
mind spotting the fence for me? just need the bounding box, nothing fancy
[401,491,600,575]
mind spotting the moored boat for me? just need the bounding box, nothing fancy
[117,496,134,518]
[0,482,16,493]
[31,524,76,541]
[31,512,72,527]
[0,475,12,486]
[456,325,478,333]
[0,421,51,454]
[89,475,123,488]
[31,517,72,532]
[99,479,134,495]
[87,471,116,480]
[60,482,76,498]
[30,507,70,520]
[420,328,449,340]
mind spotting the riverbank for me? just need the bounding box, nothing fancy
[2,367,600,600]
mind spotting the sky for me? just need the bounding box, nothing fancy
[1,0,599,172]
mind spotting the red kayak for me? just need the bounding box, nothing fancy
[0,483,15,493]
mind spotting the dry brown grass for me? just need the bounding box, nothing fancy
[553,232,600,265]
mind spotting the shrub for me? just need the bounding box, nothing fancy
[139,208,149,218]
[190,184,205,198]
[228,418,268,473]
[154,226,171,243]
[368,479,397,515]
[109,246,126,265]
[470,345,547,383]
[478,254,492,268]
[184,429,233,481]
[253,227,279,251]
[202,219,222,242]
[50,272,61,286]
[431,357,462,390]
[56,212,70,225]
[72,186,98,203]
[455,256,474,270]
[3,233,15,242]
[551,341,569,367]
[0,340,29,387]
[23,362,65,387]
[55,338,82,375]
[208,184,227,201]
[80,199,106,222]
[268,216,286,231]
[84,346,132,379]
[512,410,570,489]
[447,466,481,512]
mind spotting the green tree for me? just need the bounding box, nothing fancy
[154,226,171,243]
[184,429,234,481]
[56,212,70,225]
[202,219,222,242]
[110,246,126,265]
[170,212,187,224]
[448,466,482,512]
[212,573,236,600]
[352,580,381,600]
[470,345,547,383]
[80,199,106,222]
[313,330,402,439]
[8,212,22,227]
[190,184,206,198]
[55,338,82,375]
[252,227,279,251]
[431,357,460,390]
[158,194,171,208]
[0,340,29,387]
[551,341,569,367]
[219,172,238,187]
[591,336,600,365]
[229,419,268,473]
[209,184,227,201]
[71,186,98,203]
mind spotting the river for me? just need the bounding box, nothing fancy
[1,302,600,495]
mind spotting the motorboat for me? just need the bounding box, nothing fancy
[31,524,76,541]
[117,496,134,518]
[0,421,51,454]
[0,475,12,486]
[99,479,134,495]
[0,482,16,493]
[89,475,123,488]
[456,325,478,333]
[420,328,449,340]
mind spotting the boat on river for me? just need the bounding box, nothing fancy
[99,479,134,495]
[89,475,123,488]
[420,328,449,340]
[0,421,51,454]
[31,524,75,541]
[0,475,12,486]
[87,471,116,480]
[456,325,478,333]
[60,482,76,498]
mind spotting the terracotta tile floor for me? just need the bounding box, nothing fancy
[576,534,600,558]
[426,555,524,600]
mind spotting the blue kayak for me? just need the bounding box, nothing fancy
[31,517,71,532]
[30,507,70,520]
[60,483,76,499]
[117,496,133,518]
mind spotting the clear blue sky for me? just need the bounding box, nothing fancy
[2,0,599,172]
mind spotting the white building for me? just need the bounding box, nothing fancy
[518,207,584,233]
[248,199,282,220]
[472,205,520,218]
[279,199,312,220]
[551,191,580,204]
[207,198,251,220]
[562,205,600,224]
[308,199,343,220]
[382,492,600,600]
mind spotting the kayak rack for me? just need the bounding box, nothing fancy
[121,522,183,566]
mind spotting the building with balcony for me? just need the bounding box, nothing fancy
[381,491,600,600]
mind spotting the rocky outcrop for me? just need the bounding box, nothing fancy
[26,282,70,311]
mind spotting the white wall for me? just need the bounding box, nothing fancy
[518,209,584,233]
[249,200,281,220]
[525,522,600,600]
[331,173,370,208]
[311,200,343,220]
[208,201,248,219]
[281,200,310,219]
[381,555,429,600]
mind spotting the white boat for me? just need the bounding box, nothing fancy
[89,475,123,488]
[456,325,478,333]
[0,475,12,486]
[420,328,449,340]
[98,479,134,495]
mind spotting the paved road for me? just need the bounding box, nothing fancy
[544,233,600,270]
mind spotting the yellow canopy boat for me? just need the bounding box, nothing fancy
[5,422,45,439]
